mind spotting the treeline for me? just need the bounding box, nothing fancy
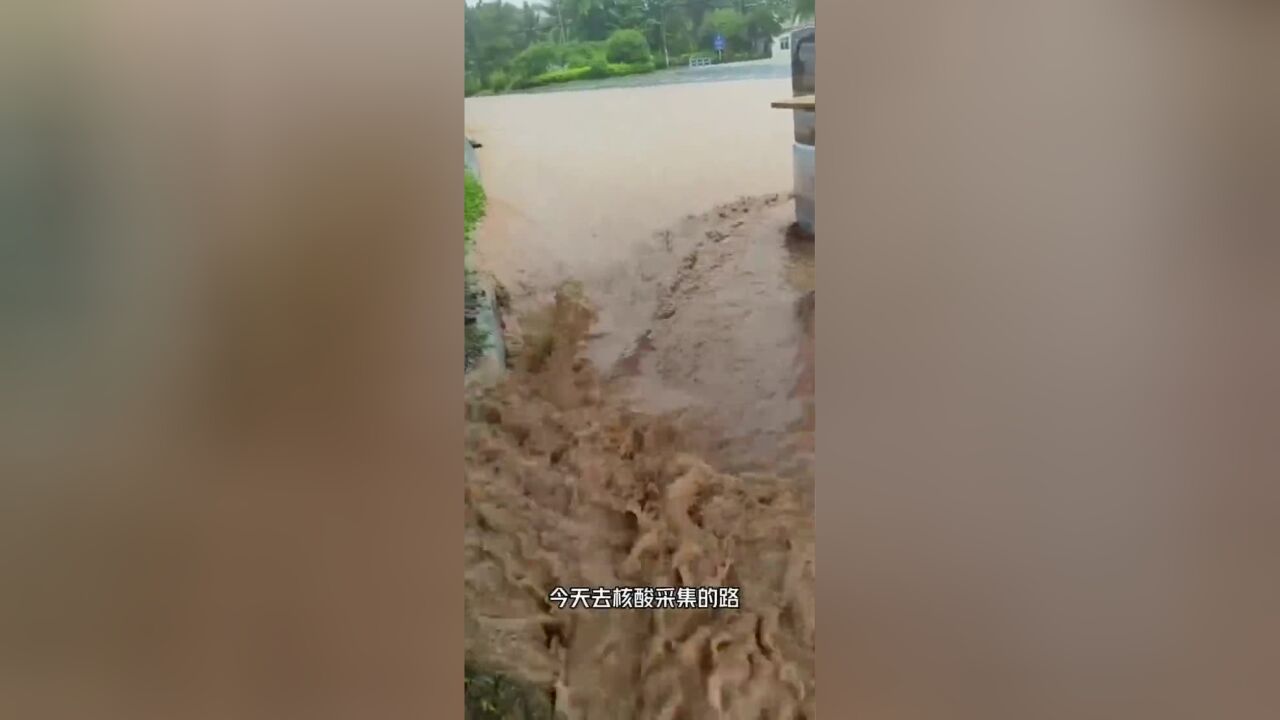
[465,0,814,95]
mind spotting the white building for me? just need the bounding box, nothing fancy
[770,23,814,64]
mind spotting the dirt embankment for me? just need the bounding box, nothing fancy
[465,287,816,719]
[612,195,815,474]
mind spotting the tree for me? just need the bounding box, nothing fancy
[793,0,815,21]
[467,1,526,85]
[745,5,782,54]
[685,0,716,30]
[511,42,561,78]
[519,3,542,46]
[700,9,748,53]
[605,28,651,64]
[565,0,608,40]
[464,3,479,76]
[539,0,570,43]
[607,0,648,32]
[464,0,778,91]
[639,0,677,66]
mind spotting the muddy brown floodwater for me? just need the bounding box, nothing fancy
[465,79,816,719]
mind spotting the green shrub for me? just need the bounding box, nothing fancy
[519,60,656,90]
[585,58,610,79]
[523,66,589,88]
[464,171,487,243]
[561,41,606,68]
[464,664,555,719]
[510,42,560,79]
[607,61,654,77]
[464,172,490,371]
[605,29,651,64]
[486,69,511,91]
[700,9,749,53]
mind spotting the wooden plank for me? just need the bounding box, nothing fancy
[771,94,815,110]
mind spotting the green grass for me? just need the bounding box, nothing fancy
[558,41,609,70]
[509,61,655,91]
[471,51,773,94]
[465,171,488,245]
[465,170,491,371]
[465,664,558,720]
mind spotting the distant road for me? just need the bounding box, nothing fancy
[514,58,790,95]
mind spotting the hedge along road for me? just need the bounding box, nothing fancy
[512,57,790,95]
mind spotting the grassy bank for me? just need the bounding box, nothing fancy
[464,664,558,720]
[468,35,656,96]
[517,60,654,90]
[465,171,486,246]
[467,53,773,96]
[464,170,489,371]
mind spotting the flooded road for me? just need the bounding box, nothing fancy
[464,77,816,718]
[466,78,811,471]
[465,289,816,719]
[465,78,793,298]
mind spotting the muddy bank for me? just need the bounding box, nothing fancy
[584,194,816,476]
[465,290,815,719]
[492,194,816,477]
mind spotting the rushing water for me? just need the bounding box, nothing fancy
[465,77,793,292]
[466,76,812,471]
[464,75,817,719]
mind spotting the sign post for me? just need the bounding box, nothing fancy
[714,33,725,62]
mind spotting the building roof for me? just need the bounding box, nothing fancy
[775,22,815,39]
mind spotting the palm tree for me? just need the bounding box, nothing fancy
[567,0,608,40]
[610,0,648,32]
[565,0,603,24]
[539,0,570,43]
[520,2,542,46]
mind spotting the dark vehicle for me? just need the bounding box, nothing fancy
[791,26,815,235]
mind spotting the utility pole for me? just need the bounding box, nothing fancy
[647,0,671,67]
[553,1,566,44]
[659,6,670,68]
[661,23,670,67]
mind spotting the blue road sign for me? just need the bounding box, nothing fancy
[714,34,726,52]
